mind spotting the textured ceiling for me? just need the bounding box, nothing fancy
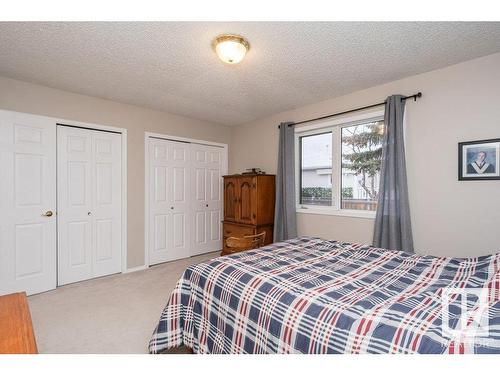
[1,22,500,126]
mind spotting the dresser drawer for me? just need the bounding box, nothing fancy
[223,222,255,238]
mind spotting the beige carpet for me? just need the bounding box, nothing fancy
[28,252,218,354]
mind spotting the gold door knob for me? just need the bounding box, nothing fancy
[42,210,53,217]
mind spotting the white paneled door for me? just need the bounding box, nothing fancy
[148,138,190,265]
[57,126,122,285]
[190,144,224,256]
[0,110,57,296]
[147,137,225,265]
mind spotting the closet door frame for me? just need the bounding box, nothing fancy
[57,120,128,275]
[144,132,228,267]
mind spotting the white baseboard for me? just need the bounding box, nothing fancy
[124,265,148,273]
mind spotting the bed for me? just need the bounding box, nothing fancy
[149,237,500,354]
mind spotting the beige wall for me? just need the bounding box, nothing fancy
[0,76,231,268]
[230,52,500,257]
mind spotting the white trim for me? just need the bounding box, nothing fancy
[145,131,228,149]
[144,133,149,268]
[332,125,341,210]
[296,207,376,219]
[144,132,228,268]
[294,108,384,219]
[124,265,148,274]
[56,117,127,135]
[121,131,128,273]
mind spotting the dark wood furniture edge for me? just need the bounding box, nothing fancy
[162,345,194,354]
[222,173,276,177]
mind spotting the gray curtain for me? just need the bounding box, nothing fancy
[373,95,414,252]
[274,122,297,242]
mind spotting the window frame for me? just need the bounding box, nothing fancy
[294,109,385,219]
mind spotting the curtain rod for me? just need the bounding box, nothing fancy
[280,92,422,128]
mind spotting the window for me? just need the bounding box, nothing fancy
[296,112,384,216]
[299,132,332,206]
[341,121,383,211]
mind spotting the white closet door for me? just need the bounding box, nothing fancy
[0,110,57,296]
[148,138,190,265]
[190,144,224,256]
[92,131,122,278]
[57,127,92,284]
[57,126,122,285]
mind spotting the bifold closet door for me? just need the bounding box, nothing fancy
[0,110,57,296]
[148,138,190,265]
[190,144,224,256]
[57,126,122,286]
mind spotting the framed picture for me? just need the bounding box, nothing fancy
[458,138,500,180]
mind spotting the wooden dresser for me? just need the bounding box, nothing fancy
[0,292,38,354]
[222,174,275,255]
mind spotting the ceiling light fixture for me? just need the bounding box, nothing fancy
[212,34,250,65]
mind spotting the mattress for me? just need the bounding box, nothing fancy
[149,237,500,354]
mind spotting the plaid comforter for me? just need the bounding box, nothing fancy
[149,237,500,354]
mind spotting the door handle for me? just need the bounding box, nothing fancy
[42,210,54,217]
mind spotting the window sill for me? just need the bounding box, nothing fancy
[296,207,376,219]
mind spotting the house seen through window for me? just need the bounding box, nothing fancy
[298,117,384,212]
[300,132,333,206]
